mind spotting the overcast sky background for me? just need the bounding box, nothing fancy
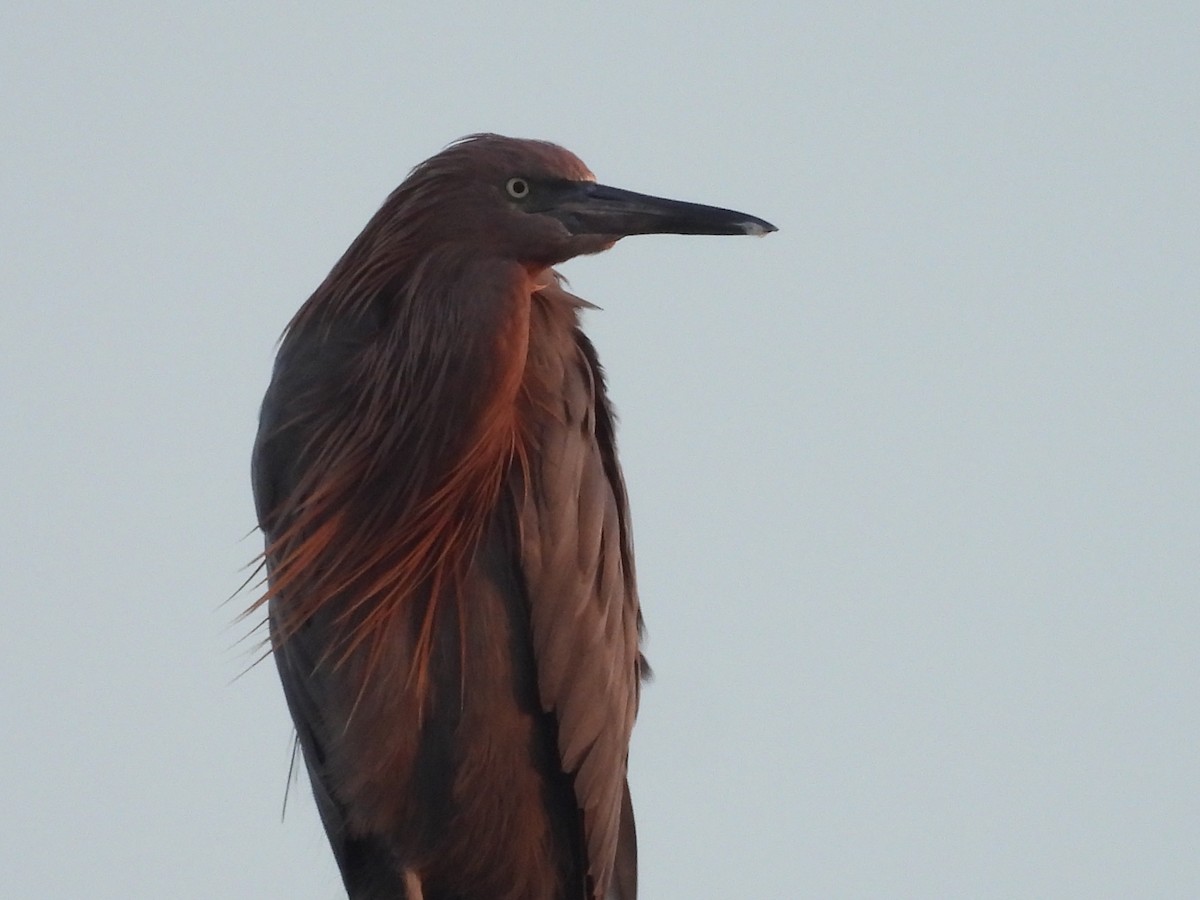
[3,3,1197,898]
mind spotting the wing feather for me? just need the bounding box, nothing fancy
[518,281,642,899]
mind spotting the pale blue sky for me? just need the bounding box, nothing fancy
[3,3,1197,897]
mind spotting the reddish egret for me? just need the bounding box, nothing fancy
[251,134,776,900]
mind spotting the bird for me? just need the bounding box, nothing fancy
[249,134,776,900]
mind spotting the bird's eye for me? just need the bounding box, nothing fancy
[506,177,531,199]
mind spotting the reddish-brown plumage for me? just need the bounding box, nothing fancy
[251,134,774,900]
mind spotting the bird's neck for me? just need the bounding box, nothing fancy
[269,250,544,698]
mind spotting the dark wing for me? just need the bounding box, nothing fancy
[610,781,638,900]
[252,313,413,898]
[517,290,643,900]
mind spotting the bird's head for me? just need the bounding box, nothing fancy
[390,133,777,267]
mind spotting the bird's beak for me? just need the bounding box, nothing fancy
[549,182,777,238]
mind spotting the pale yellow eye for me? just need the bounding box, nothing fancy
[506,177,530,199]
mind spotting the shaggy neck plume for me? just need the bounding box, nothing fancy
[258,230,536,703]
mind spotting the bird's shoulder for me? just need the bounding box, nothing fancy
[251,305,386,531]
